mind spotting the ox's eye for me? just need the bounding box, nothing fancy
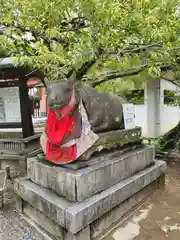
[66,89,71,93]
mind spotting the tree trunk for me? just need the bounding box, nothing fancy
[156,120,180,158]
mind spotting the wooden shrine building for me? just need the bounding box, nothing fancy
[0,57,46,138]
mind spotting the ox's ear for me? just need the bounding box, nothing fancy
[42,77,50,88]
[68,71,76,84]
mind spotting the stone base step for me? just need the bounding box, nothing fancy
[27,145,155,202]
[14,160,166,235]
[20,176,164,240]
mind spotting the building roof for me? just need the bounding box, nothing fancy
[0,57,15,69]
[0,57,45,85]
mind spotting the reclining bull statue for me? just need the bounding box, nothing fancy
[40,73,126,165]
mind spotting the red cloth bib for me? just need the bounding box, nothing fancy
[45,85,78,164]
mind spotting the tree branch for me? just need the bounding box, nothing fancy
[82,42,163,62]
[161,76,180,88]
[68,47,103,80]
[92,64,147,87]
[104,42,163,56]
[76,58,96,80]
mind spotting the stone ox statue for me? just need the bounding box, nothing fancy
[40,73,126,164]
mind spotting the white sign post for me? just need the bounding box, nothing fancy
[122,103,136,129]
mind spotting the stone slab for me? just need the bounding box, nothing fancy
[91,176,164,239]
[24,203,91,240]
[80,127,142,160]
[14,177,73,228]
[37,143,144,170]
[65,227,90,240]
[15,160,166,234]
[27,145,155,202]
[19,177,162,240]
[24,203,64,240]
[65,160,166,233]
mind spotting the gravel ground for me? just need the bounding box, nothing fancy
[0,205,44,240]
[0,179,45,240]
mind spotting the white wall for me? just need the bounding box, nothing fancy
[0,87,21,122]
[134,79,180,137]
[160,80,180,135]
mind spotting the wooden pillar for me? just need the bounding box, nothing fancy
[40,87,47,116]
[18,76,34,138]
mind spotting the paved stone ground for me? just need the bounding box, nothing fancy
[105,160,180,240]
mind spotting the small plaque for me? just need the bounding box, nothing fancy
[122,103,136,129]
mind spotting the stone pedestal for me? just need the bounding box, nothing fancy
[14,143,166,240]
[0,134,41,178]
[28,145,154,202]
